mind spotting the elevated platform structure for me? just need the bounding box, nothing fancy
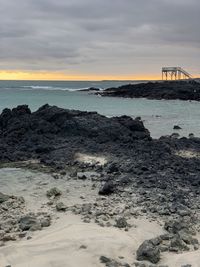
[162,67,192,81]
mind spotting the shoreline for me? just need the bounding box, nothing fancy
[0,104,200,266]
[96,81,200,102]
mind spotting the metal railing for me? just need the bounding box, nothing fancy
[162,67,192,80]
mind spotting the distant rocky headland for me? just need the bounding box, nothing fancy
[97,81,200,101]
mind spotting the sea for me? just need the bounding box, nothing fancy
[0,80,200,139]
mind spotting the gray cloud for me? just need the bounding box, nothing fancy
[0,0,199,76]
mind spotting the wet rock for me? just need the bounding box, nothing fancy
[189,133,194,138]
[171,133,180,139]
[173,125,182,130]
[136,239,161,264]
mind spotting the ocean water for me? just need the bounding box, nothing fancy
[0,80,200,138]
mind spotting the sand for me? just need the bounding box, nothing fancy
[175,149,200,159]
[75,153,108,166]
[0,168,199,267]
[0,214,163,267]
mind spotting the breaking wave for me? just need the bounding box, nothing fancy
[20,86,91,91]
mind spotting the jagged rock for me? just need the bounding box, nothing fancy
[136,239,161,264]
[170,236,190,251]
[99,182,114,195]
[173,125,182,130]
[19,215,42,231]
[56,202,67,212]
[164,219,190,235]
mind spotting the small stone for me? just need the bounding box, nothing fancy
[159,245,169,252]
[46,187,62,198]
[99,181,114,196]
[100,256,111,264]
[40,217,51,227]
[47,201,54,206]
[52,174,60,179]
[134,262,147,267]
[19,215,41,232]
[3,234,17,242]
[77,172,87,180]
[18,232,27,238]
[80,245,87,249]
[56,202,67,212]
[189,133,194,138]
[173,125,182,130]
[83,218,90,223]
[136,239,160,264]
[115,217,128,229]
[30,223,42,231]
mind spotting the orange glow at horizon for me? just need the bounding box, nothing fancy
[0,70,161,81]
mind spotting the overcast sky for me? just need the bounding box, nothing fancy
[0,0,200,78]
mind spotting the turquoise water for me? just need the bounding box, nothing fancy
[0,80,200,138]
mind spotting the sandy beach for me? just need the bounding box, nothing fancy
[0,167,199,267]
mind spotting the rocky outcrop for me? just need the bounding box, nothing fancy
[99,81,200,101]
[0,104,150,163]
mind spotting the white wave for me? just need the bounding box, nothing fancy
[19,86,105,92]
[65,87,89,92]
[19,86,90,91]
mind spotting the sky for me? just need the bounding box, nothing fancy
[0,0,200,80]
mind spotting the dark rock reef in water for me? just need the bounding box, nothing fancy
[99,81,200,101]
